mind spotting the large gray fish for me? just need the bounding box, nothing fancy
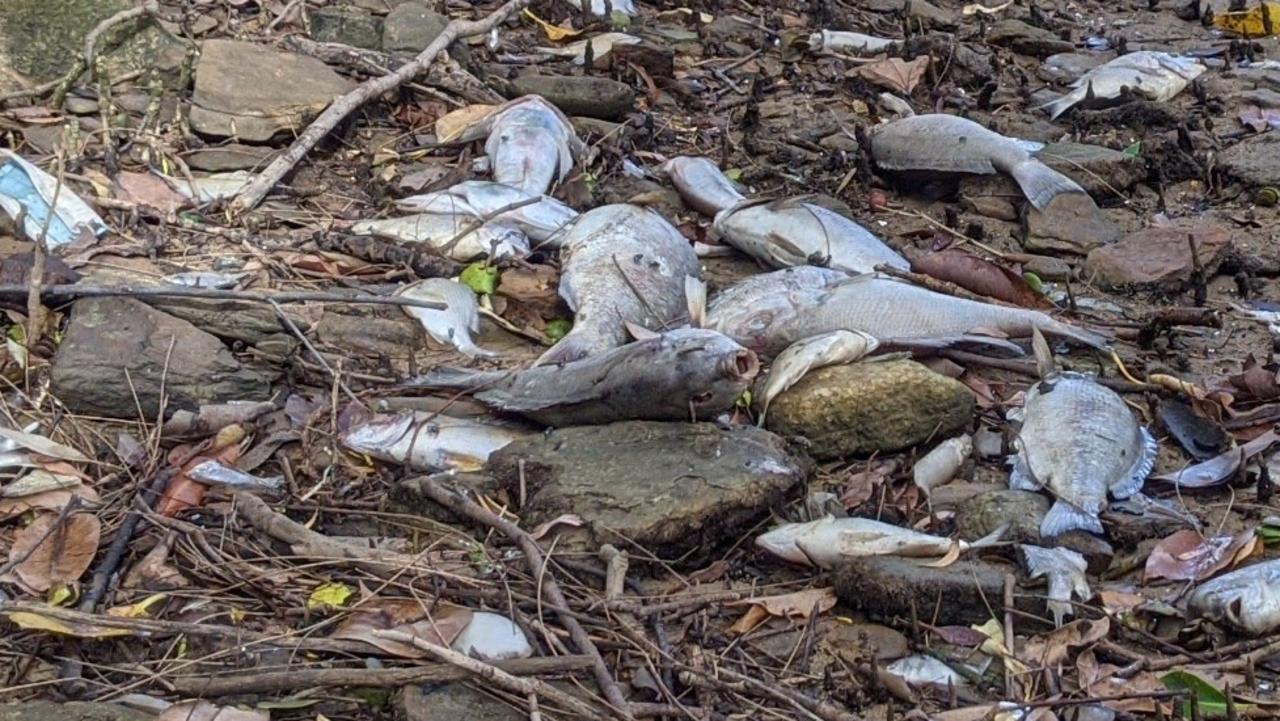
[714,198,909,274]
[1042,51,1206,120]
[1008,372,1156,537]
[484,96,584,195]
[398,278,496,358]
[1186,559,1280,636]
[351,213,529,261]
[706,266,847,357]
[537,204,700,366]
[405,328,758,426]
[394,180,578,246]
[341,410,525,472]
[869,113,1084,210]
[709,273,1108,356]
[660,156,747,217]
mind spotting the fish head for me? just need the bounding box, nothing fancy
[479,224,531,260]
[340,411,417,455]
[662,329,760,413]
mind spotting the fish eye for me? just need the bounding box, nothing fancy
[690,391,713,404]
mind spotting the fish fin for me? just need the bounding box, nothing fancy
[400,366,506,390]
[1110,426,1157,499]
[457,340,502,359]
[1007,453,1041,491]
[890,335,1025,357]
[685,275,707,329]
[1009,160,1086,210]
[533,331,596,367]
[1012,138,1047,154]
[1045,320,1112,351]
[624,322,661,341]
[1040,500,1105,538]
[969,522,1009,549]
[1031,327,1056,379]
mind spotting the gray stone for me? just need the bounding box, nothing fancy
[508,75,635,120]
[402,683,522,721]
[310,7,384,50]
[1036,142,1146,197]
[1084,224,1232,290]
[1218,132,1280,187]
[190,39,354,142]
[51,298,274,419]
[0,702,152,721]
[986,19,1074,58]
[1024,192,1122,254]
[485,421,810,561]
[765,361,974,459]
[185,143,278,172]
[956,489,1050,545]
[383,2,448,53]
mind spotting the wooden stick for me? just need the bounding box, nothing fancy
[0,283,445,310]
[230,0,534,214]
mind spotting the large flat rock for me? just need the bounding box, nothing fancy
[1085,224,1232,290]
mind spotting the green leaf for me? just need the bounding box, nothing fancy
[306,582,354,612]
[1258,525,1280,546]
[460,262,498,295]
[48,584,75,607]
[1161,670,1251,718]
[349,688,393,708]
[610,10,631,28]
[736,389,753,408]
[724,168,744,183]
[1022,271,1043,293]
[545,319,572,342]
[1123,140,1142,157]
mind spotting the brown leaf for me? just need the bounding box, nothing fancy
[1227,355,1280,402]
[331,598,473,658]
[687,559,731,584]
[1077,649,1168,713]
[908,249,1053,309]
[0,485,98,520]
[122,534,188,590]
[1020,617,1110,667]
[926,625,990,646]
[1144,528,1259,583]
[158,701,268,721]
[853,56,930,94]
[841,459,897,509]
[1153,429,1280,488]
[156,444,242,517]
[116,171,187,213]
[728,587,837,634]
[9,513,101,592]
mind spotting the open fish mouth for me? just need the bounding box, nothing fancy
[721,350,760,381]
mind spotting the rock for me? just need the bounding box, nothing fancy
[190,39,354,142]
[401,684,524,721]
[571,116,623,138]
[485,421,810,561]
[1084,225,1232,290]
[1233,88,1280,109]
[956,490,1050,545]
[1218,132,1280,187]
[185,143,278,172]
[314,308,424,358]
[1038,52,1112,84]
[1036,142,1146,197]
[0,702,152,721]
[832,556,1045,626]
[985,20,1074,58]
[383,2,448,53]
[819,132,860,153]
[51,298,274,419]
[1055,531,1114,575]
[1024,193,1122,254]
[957,176,1020,221]
[765,361,974,459]
[310,6,384,50]
[507,75,635,120]
[1020,254,1073,281]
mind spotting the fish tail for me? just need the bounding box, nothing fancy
[533,331,596,367]
[1040,500,1104,538]
[1010,159,1086,210]
[969,522,1009,549]
[457,340,502,359]
[1039,91,1077,120]
[1044,319,1112,351]
[685,275,707,328]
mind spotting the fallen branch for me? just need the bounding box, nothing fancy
[0,284,445,310]
[169,654,593,696]
[52,1,160,108]
[231,0,535,214]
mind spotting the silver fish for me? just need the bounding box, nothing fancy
[187,460,285,497]
[1186,559,1280,636]
[660,156,746,217]
[398,278,496,358]
[706,266,848,357]
[406,328,758,426]
[756,330,879,424]
[870,113,1085,210]
[534,33,642,66]
[485,96,584,195]
[714,197,909,273]
[711,273,1108,357]
[1042,51,1206,120]
[351,213,530,261]
[1020,544,1091,627]
[395,180,578,246]
[757,515,1004,569]
[537,204,701,365]
[808,30,897,56]
[1008,372,1156,537]
[913,434,973,493]
[563,0,637,16]
[341,410,525,472]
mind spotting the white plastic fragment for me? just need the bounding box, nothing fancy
[0,150,107,249]
[450,611,533,660]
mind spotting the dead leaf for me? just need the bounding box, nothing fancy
[156,444,242,517]
[908,249,1053,309]
[331,598,473,658]
[523,8,581,41]
[123,533,188,590]
[115,171,187,212]
[1153,430,1279,488]
[688,559,731,584]
[728,587,836,634]
[1077,649,1168,713]
[0,485,99,520]
[0,426,90,463]
[4,610,134,639]
[158,700,268,721]
[1144,528,1260,583]
[529,513,585,540]
[853,56,930,95]
[9,513,102,592]
[1020,617,1110,667]
[435,104,497,144]
[1096,589,1146,615]
[840,459,897,509]
[1227,355,1280,402]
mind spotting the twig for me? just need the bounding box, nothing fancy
[231,0,535,214]
[404,476,634,720]
[267,298,360,405]
[50,1,159,108]
[26,151,63,348]
[372,630,610,721]
[0,284,445,310]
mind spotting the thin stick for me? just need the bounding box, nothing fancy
[0,284,445,310]
[230,0,535,214]
[267,298,360,405]
[50,1,159,108]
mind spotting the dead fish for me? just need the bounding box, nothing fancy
[395,181,578,246]
[660,156,747,217]
[534,33,641,66]
[711,273,1108,357]
[706,267,848,358]
[1041,51,1206,120]
[563,0,636,16]
[341,410,526,472]
[186,460,285,497]
[485,96,584,194]
[1008,372,1156,537]
[714,197,909,274]
[1186,559,1280,636]
[808,30,897,55]
[398,278,497,358]
[351,213,529,261]
[756,330,880,424]
[869,113,1085,210]
[884,655,967,690]
[1020,544,1091,627]
[757,515,1005,569]
[537,204,701,365]
[913,434,973,493]
[406,328,758,426]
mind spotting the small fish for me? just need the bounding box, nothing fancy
[537,204,701,365]
[869,113,1085,210]
[1008,372,1156,538]
[660,156,747,217]
[714,197,909,274]
[756,330,880,424]
[756,515,1004,569]
[395,180,578,246]
[1186,559,1280,636]
[710,273,1108,357]
[406,328,758,426]
[398,278,497,358]
[164,271,247,289]
[484,96,584,194]
[1041,51,1206,120]
[341,410,526,472]
[534,33,642,66]
[563,0,637,16]
[351,213,530,261]
[1020,544,1090,627]
[913,434,973,493]
[808,30,897,55]
[884,655,967,690]
[186,460,285,497]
